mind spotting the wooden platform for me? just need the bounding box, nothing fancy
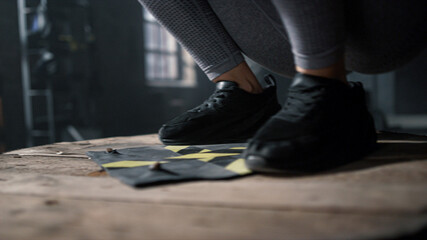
[1,132,427,240]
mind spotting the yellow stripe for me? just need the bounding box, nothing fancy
[165,145,189,152]
[225,158,252,175]
[102,160,168,168]
[230,147,246,150]
[167,152,239,162]
[199,149,212,153]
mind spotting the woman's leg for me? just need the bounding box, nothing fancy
[209,0,425,76]
[138,0,262,93]
[207,0,295,78]
[139,0,281,145]
[272,0,347,82]
[244,0,377,172]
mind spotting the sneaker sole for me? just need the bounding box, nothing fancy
[245,141,377,173]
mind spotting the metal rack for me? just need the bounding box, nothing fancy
[17,0,55,147]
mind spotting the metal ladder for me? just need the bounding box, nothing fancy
[17,0,55,147]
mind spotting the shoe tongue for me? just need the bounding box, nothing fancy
[290,73,344,89]
[216,81,238,90]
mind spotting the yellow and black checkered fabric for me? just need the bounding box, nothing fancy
[87,143,251,187]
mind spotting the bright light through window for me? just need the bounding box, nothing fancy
[142,8,196,87]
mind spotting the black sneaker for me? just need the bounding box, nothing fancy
[159,75,281,145]
[244,73,377,173]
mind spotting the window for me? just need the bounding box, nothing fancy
[142,8,196,87]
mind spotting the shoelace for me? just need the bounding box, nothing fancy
[279,86,326,120]
[192,88,234,112]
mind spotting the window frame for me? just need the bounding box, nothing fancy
[142,8,196,88]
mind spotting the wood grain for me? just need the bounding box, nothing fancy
[1,194,426,240]
[1,132,427,240]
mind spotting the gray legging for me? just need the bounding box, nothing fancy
[139,0,426,80]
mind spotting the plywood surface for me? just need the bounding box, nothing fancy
[1,132,427,240]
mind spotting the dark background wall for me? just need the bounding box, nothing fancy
[0,0,27,151]
[0,0,215,152]
[395,50,427,114]
[90,0,214,137]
